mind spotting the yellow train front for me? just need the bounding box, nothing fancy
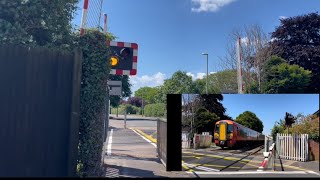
[214,120,264,148]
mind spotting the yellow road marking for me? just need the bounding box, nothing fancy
[183,151,256,163]
[133,128,157,143]
[182,160,194,172]
[183,152,310,171]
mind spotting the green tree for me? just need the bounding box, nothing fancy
[271,12,320,93]
[210,70,238,93]
[284,112,296,130]
[194,70,238,94]
[0,0,79,50]
[290,114,319,141]
[198,94,231,120]
[271,119,286,140]
[193,79,206,94]
[134,86,159,104]
[156,71,196,103]
[262,56,312,93]
[194,107,220,134]
[144,103,166,117]
[235,111,264,133]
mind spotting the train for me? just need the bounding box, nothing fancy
[214,120,264,148]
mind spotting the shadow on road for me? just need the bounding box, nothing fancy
[105,164,168,178]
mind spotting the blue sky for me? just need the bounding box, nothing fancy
[72,0,320,94]
[221,94,319,136]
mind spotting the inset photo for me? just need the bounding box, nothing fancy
[180,94,319,176]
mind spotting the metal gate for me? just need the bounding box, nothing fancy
[276,133,309,162]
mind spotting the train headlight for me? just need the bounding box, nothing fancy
[227,133,233,138]
[214,133,219,139]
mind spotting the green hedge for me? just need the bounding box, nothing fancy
[111,105,141,115]
[111,104,150,116]
[310,134,319,142]
[144,103,166,117]
[77,30,110,177]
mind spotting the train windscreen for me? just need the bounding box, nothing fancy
[215,124,219,134]
[227,124,233,134]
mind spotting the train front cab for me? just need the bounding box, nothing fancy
[214,121,235,148]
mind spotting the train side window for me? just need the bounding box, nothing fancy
[227,124,233,133]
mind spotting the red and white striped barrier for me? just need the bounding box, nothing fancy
[80,0,89,36]
[106,41,138,76]
[258,143,275,171]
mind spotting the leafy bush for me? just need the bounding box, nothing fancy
[309,134,319,142]
[78,30,110,177]
[262,56,312,93]
[144,103,166,117]
[111,105,141,115]
[291,116,319,142]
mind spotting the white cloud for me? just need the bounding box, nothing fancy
[279,16,288,20]
[187,72,217,81]
[130,72,166,95]
[270,37,276,42]
[187,72,206,81]
[191,0,236,13]
[240,37,262,46]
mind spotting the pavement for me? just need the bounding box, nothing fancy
[273,150,320,172]
[103,119,194,178]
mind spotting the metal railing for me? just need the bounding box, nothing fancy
[157,119,167,167]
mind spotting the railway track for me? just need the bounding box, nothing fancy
[211,144,265,155]
[182,144,265,172]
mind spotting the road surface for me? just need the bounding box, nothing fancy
[182,145,320,177]
[103,118,192,178]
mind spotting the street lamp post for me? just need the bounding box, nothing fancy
[202,53,208,94]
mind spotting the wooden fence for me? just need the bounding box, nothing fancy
[0,45,82,177]
[276,133,309,162]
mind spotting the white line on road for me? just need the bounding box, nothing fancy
[107,129,113,156]
[130,128,157,148]
[306,171,320,176]
[186,171,312,175]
